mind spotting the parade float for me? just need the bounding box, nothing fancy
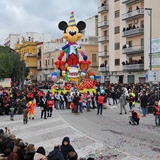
[51,12,96,94]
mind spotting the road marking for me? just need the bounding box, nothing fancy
[108,105,118,109]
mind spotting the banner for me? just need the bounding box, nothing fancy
[149,37,160,68]
[0,78,11,87]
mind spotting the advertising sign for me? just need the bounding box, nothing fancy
[0,78,11,87]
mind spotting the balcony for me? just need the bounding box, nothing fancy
[122,45,144,55]
[98,66,109,72]
[24,53,37,57]
[98,51,109,57]
[37,66,42,70]
[122,28,144,37]
[98,36,109,43]
[122,0,144,6]
[122,9,144,21]
[122,64,144,71]
[98,5,109,13]
[48,65,54,69]
[98,20,109,28]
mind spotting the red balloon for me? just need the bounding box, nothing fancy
[58,56,62,61]
[60,51,64,57]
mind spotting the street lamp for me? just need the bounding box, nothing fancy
[145,8,152,70]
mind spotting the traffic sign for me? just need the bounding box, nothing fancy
[147,71,160,82]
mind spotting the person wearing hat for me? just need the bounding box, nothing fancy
[129,109,140,125]
[153,101,160,126]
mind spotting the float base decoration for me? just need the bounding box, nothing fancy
[50,12,96,94]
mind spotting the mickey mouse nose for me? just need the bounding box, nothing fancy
[69,31,76,36]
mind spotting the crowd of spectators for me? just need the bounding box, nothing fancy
[122,60,143,65]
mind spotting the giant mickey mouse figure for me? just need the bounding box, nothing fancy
[58,12,86,67]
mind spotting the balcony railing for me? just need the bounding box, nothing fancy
[98,66,109,72]
[24,53,37,57]
[122,45,144,55]
[48,65,54,69]
[98,36,109,43]
[122,9,144,20]
[98,20,109,28]
[37,66,42,70]
[98,51,109,57]
[122,0,144,6]
[122,64,144,71]
[122,28,144,37]
[98,5,109,13]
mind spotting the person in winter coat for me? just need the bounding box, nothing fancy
[47,145,65,160]
[61,137,75,160]
[34,146,47,160]
[129,110,140,125]
[97,94,105,115]
[66,151,78,160]
[119,91,127,114]
[153,101,160,126]
[25,144,35,160]
[40,96,47,119]
[140,91,148,117]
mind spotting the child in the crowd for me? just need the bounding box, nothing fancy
[9,101,15,121]
[61,137,75,160]
[23,107,29,124]
[129,109,140,125]
[70,102,75,113]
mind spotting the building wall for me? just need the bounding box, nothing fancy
[85,15,98,36]
[81,44,98,75]
[15,42,37,80]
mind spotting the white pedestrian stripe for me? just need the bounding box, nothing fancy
[108,105,118,109]
[0,108,144,159]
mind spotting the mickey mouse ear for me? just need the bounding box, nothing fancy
[58,21,68,31]
[77,21,86,31]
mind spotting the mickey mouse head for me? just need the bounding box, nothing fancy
[58,12,86,42]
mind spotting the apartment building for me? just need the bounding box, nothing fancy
[98,0,160,83]
[4,32,51,49]
[37,40,65,81]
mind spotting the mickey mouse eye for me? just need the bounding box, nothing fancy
[73,29,77,34]
[68,29,72,34]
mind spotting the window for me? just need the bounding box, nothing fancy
[115,59,120,66]
[141,38,144,46]
[104,45,107,51]
[141,56,144,63]
[114,26,120,34]
[85,38,87,42]
[39,61,41,67]
[127,41,132,47]
[104,15,107,21]
[115,10,120,18]
[140,20,144,28]
[129,58,132,63]
[52,57,54,65]
[45,59,47,66]
[114,0,119,2]
[104,30,107,36]
[47,58,49,65]
[81,39,83,42]
[92,54,97,62]
[115,42,120,50]
[28,37,31,41]
[128,7,132,12]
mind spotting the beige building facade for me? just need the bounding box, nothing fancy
[98,0,160,83]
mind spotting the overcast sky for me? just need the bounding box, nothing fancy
[0,0,98,45]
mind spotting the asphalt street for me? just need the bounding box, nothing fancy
[0,102,160,160]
